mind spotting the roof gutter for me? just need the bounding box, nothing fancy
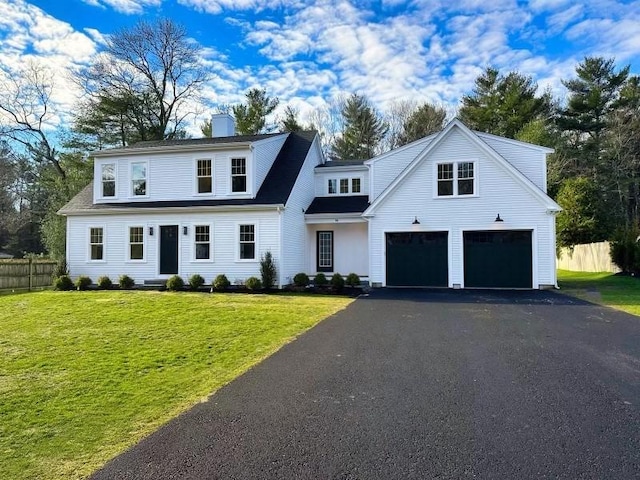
[91,141,254,158]
[59,203,285,216]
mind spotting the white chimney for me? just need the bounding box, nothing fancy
[211,113,236,138]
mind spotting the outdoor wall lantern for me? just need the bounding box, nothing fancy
[495,214,504,222]
[148,226,154,236]
[412,216,421,225]
[183,226,188,235]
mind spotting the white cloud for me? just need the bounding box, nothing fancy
[80,0,161,15]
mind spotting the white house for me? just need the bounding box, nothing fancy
[59,116,561,289]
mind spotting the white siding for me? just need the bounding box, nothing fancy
[254,135,289,193]
[280,137,323,284]
[368,128,556,288]
[306,223,368,277]
[66,210,281,285]
[314,167,369,197]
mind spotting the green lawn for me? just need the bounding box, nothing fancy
[0,291,352,480]
[558,269,640,316]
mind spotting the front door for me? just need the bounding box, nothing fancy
[159,225,179,275]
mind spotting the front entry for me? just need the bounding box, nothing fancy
[159,225,179,275]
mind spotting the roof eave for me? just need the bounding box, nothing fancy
[59,203,285,216]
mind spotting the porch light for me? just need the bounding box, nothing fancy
[148,226,154,236]
[412,217,420,225]
[183,226,188,235]
[495,214,504,222]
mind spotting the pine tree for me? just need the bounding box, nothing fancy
[331,94,388,160]
[232,88,279,135]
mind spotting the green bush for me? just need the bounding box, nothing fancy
[260,251,277,289]
[188,274,205,291]
[345,273,360,287]
[96,276,113,289]
[52,259,69,279]
[119,274,135,290]
[331,273,345,290]
[610,227,640,274]
[53,275,74,291]
[293,272,310,287]
[166,275,185,291]
[245,276,262,291]
[75,276,92,291]
[314,272,328,286]
[212,274,230,291]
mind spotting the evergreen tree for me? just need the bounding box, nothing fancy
[280,106,303,132]
[398,102,446,146]
[233,88,279,135]
[331,94,388,160]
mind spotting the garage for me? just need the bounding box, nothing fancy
[463,230,533,289]
[386,231,448,287]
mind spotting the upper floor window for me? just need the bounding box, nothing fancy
[89,227,104,261]
[131,162,147,196]
[129,226,144,260]
[328,177,362,195]
[328,179,337,194]
[351,178,361,193]
[231,157,247,193]
[195,225,211,260]
[437,162,475,197]
[101,164,115,197]
[197,159,212,194]
[340,179,349,194]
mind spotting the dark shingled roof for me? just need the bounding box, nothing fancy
[60,131,317,214]
[305,195,369,215]
[316,159,367,167]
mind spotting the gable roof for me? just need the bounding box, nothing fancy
[364,119,561,216]
[59,131,318,215]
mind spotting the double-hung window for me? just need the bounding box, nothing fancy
[328,179,337,194]
[339,178,349,194]
[197,159,212,194]
[131,162,147,196]
[195,225,211,260]
[129,227,144,260]
[101,164,115,197]
[239,224,255,260]
[351,178,361,193]
[90,227,104,261]
[437,162,475,196]
[231,158,247,193]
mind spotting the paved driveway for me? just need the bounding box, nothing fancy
[91,290,640,479]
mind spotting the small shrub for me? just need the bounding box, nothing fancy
[314,272,328,286]
[245,276,262,291]
[119,274,135,290]
[345,273,361,287]
[331,273,345,290]
[166,275,185,291]
[260,251,277,289]
[293,272,310,287]
[610,227,640,275]
[97,276,113,290]
[53,275,74,291]
[213,274,230,291]
[52,259,69,278]
[188,274,205,291]
[75,276,92,291]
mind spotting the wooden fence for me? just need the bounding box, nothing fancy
[0,259,57,290]
[557,241,621,273]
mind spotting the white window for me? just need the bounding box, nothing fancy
[437,162,475,196]
[317,231,333,272]
[197,159,212,194]
[339,178,349,194]
[195,225,211,260]
[231,157,247,193]
[328,179,337,195]
[101,164,115,197]
[351,178,361,193]
[129,226,144,260]
[131,162,147,196]
[239,224,255,260]
[89,227,104,261]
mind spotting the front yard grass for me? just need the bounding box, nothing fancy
[0,291,352,480]
[557,269,640,316]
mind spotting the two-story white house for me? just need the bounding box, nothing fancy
[59,116,561,289]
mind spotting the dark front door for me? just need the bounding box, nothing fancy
[386,231,449,287]
[159,225,179,275]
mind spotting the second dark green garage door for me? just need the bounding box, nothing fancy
[386,232,448,287]
[464,230,533,289]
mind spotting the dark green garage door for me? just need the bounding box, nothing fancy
[464,230,533,289]
[386,232,448,287]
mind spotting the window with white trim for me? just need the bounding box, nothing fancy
[195,225,211,260]
[129,226,144,260]
[328,179,337,194]
[351,178,361,193]
[328,177,361,195]
[317,231,333,272]
[90,227,104,261]
[131,162,147,196]
[197,159,212,194]
[339,178,349,194]
[231,157,247,193]
[239,224,255,260]
[101,164,115,197]
[437,161,475,196]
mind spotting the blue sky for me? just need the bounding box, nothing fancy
[0,0,639,135]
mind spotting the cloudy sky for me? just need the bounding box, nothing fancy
[0,0,639,134]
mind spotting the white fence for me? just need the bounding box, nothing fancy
[557,241,620,273]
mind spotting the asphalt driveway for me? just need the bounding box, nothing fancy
[91,289,640,479]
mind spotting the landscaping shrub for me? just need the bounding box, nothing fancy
[52,259,69,278]
[75,276,92,291]
[610,227,640,275]
[260,251,277,289]
[245,276,262,291]
[293,272,310,287]
[331,273,345,290]
[188,274,205,291]
[314,272,328,286]
[166,275,185,291]
[53,275,74,291]
[96,276,113,289]
[119,274,135,290]
[212,274,230,291]
[345,273,361,287]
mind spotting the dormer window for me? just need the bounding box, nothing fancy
[328,177,362,195]
[437,162,475,196]
[231,157,247,193]
[101,164,115,197]
[340,179,349,194]
[352,178,361,193]
[197,159,212,194]
[131,162,147,196]
[328,179,337,194]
